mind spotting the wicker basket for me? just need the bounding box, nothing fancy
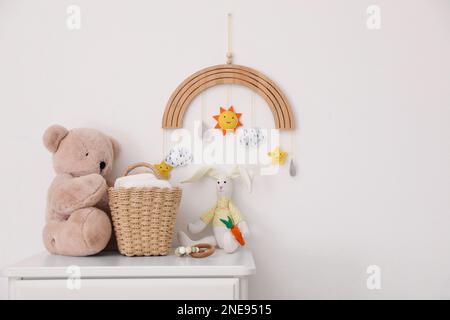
[108,162,182,256]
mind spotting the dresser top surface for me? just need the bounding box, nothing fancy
[2,249,255,278]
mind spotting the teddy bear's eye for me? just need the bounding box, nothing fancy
[224,181,227,184]
[85,153,89,157]
[217,181,220,184]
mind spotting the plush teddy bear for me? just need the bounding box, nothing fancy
[42,125,119,256]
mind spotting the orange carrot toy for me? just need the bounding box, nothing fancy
[220,216,245,246]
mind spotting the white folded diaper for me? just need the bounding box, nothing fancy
[114,173,172,189]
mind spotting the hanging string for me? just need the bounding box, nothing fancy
[201,92,206,141]
[251,92,255,127]
[290,130,295,157]
[201,93,206,124]
[162,129,167,159]
[226,14,233,106]
[289,130,297,177]
[227,85,233,106]
[226,13,233,64]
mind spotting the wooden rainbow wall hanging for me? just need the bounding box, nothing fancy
[162,63,295,130]
[160,14,297,177]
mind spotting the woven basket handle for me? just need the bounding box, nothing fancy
[123,162,163,180]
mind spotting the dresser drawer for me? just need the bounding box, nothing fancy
[10,278,239,300]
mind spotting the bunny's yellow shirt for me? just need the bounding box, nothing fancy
[201,197,244,227]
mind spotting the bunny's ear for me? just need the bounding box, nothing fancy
[230,166,241,179]
[206,168,223,180]
[181,166,221,183]
[230,166,252,193]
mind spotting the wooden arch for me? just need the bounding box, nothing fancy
[162,64,295,130]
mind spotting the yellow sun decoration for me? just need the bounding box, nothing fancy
[213,106,242,135]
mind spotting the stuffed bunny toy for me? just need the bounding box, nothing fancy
[178,166,251,253]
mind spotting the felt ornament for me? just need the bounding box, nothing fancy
[165,146,192,168]
[268,146,287,165]
[213,106,242,136]
[238,127,265,148]
[219,216,245,246]
[153,160,173,180]
[154,146,192,180]
[289,158,297,176]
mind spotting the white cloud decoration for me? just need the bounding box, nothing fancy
[238,128,265,148]
[164,146,193,168]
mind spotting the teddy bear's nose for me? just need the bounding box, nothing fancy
[99,161,106,170]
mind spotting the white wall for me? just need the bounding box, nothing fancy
[1,0,450,299]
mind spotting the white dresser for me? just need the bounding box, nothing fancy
[2,249,255,300]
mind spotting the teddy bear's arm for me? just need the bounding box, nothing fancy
[95,191,110,212]
[48,173,108,215]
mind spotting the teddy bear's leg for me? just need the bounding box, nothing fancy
[43,207,112,256]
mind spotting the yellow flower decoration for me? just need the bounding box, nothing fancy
[268,147,287,165]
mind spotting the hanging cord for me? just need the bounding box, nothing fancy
[251,92,255,127]
[226,13,233,64]
[201,92,205,123]
[162,129,167,159]
[201,92,206,141]
[290,131,295,158]
[227,85,232,106]
[226,14,233,105]
[289,130,297,177]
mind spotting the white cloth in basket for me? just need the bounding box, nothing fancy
[114,173,172,189]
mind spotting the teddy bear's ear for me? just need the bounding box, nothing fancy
[109,136,120,158]
[43,125,69,153]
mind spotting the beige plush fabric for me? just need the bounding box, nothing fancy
[42,125,119,256]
